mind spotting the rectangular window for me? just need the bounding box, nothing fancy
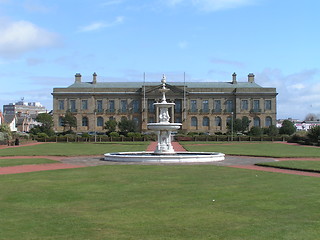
[214,100,221,112]
[226,100,233,113]
[81,100,88,110]
[108,100,115,113]
[132,100,140,113]
[120,100,127,113]
[190,100,197,113]
[241,100,248,110]
[69,100,76,112]
[175,99,182,113]
[202,100,209,113]
[265,100,272,111]
[96,100,103,113]
[253,100,260,112]
[148,99,155,113]
[58,100,64,110]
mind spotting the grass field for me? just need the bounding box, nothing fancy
[181,142,320,158]
[256,161,320,172]
[0,142,149,156]
[1,165,320,240]
[0,158,57,167]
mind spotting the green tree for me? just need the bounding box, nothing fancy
[249,126,263,136]
[62,111,77,131]
[307,125,320,143]
[118,118,137,134]
[34,113,55,136]
[279,120,296,135]
[0,124,12,140]
[265,125,279,137]
[241,116,251,133]
[105,119,117,132]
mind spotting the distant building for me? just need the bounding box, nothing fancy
[0,111,4,125]
[3,114,17,132]
[2,99,47,132]
[277,118,320,131]
[52,72,278,134]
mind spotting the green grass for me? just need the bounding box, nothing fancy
[256,161,320,172]
[181,141,320,158]
[0,158,57,167]
[0,142,149,156]
[0,165,320,240]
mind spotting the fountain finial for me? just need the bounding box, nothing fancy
[161,74,166,85]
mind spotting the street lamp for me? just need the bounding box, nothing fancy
[231,112,234,141]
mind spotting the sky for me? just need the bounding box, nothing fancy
[0,0,319,120]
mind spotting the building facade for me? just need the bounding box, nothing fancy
[52,72,277,134]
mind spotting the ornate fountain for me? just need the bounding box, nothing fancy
[104,75,225,162]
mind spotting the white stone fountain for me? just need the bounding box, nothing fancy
[104,75,225,162]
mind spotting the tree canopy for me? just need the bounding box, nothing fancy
[279,120,296,135]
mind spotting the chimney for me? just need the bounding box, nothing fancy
[232,72,237,84]
[75,73,82,83]
[248,73,255,83]
[92,72,97,84]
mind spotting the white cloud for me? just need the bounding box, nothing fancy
[23,0,51,13]
[0,19,59,58]
[78,16,124,32]
[255,68,320,119]
[163,0,256,11]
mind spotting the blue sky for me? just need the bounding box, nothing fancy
[0,0,319,120]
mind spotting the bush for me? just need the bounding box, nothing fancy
[249,126,263,136]
[127,132,142,138]
[109,132,120,137]
[307,125,320,143]
[37,133,49,138]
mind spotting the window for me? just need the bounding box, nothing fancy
[226,100,233,113]
[202,100,209,113]
[203,117,209,126]
[254,117,260,127]
[108,100,115,113]
[133,100,140,113]
[175,99,182,113]
[214,100,221,112]
[58,116,64,126]
[190,100,197,113]
[226,117,232,127]
[176,117,182,123]
[148,99,155,113]
[82,117,88,127]
[58,100,64,110]
[81,100,88,110]
[191,117,198,127]
[97,117,104,127]
[253,100,260,112]
[133,117,139,126]
[120,100,127,113]
[109,116,114,121]
[241,100,248,110]
[215,117,221,126]
[69,100,76,112]
[96,100,103,113]
[148,116,155,123]
[265,117,272,127]
[265,100,272,111]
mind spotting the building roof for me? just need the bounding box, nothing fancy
[4,114,16,124]
[66,81,263,89]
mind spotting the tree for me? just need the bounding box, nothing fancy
[118,118,137,134]
[62,111,77,131]
[279,120,296,135]
[305,113,318,121]
[33,113,54,136]
[105,119,117,132]
[0,124,12,140]
[241,116,251,133]
[264,125,279,136]
[307,125,320,143]
[249,126,263,136]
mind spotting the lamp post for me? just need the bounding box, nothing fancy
[231,112,234,141]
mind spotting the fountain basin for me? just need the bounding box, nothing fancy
[147,123,182,131]
[104,151,225,162]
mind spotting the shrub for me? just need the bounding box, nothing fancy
[127,132,142,138]
[109,132,120,137]
[37,133,49,138]
[249,126,263,136]
[307,125,320,143]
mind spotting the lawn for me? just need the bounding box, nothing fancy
[0,158,57,167]
[181,142,320,158]
[0,165,320,240]
[256,161,320,172]
[0,142,149,156]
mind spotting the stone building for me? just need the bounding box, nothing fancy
[52,72,277,134]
